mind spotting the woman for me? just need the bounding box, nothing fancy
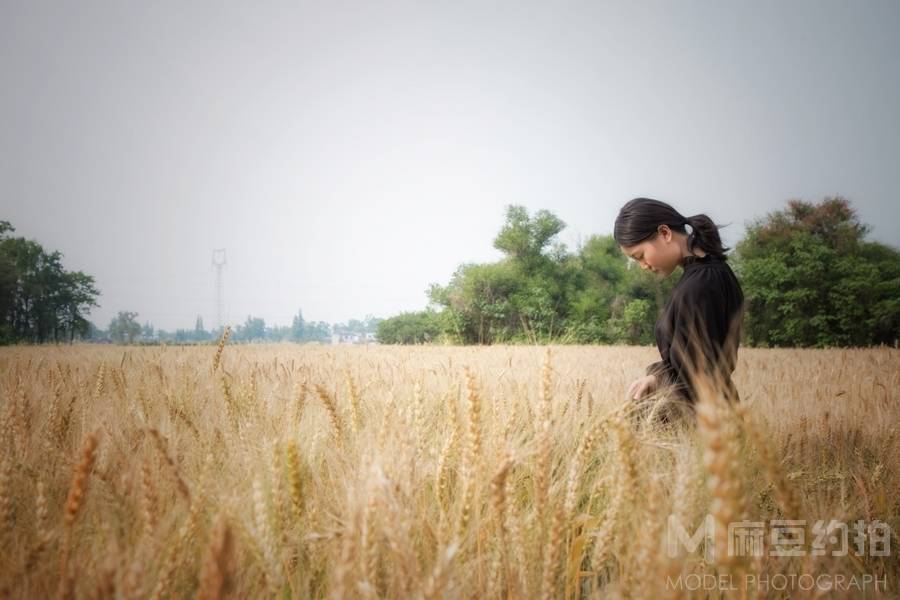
[614,197,745,421]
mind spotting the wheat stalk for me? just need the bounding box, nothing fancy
[212,326,231,372]
[58,431,100,600]
[147,427,191,504]
[488,455,514,597]
[695,376,748,572]
[314,384,344,440]
[197,514,234,600]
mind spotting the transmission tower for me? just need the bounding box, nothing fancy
[212,249,227,331]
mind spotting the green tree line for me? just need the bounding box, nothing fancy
[99,309,351,345]
[378,197,899,348]
[4,195,896,348]
[0,221,100,344]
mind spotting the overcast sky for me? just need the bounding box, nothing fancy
[2,1,899,331]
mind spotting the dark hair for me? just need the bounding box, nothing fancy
[613,197,730,259]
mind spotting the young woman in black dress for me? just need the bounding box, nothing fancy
[613,197,745,420]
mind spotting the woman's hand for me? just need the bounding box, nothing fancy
[627,374,657,400]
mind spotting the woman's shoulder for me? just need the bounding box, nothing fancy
[681,253,741,278]
[677,255,741,293]
[675,257,743,311]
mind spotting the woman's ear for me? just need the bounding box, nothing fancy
[658,224,672,242]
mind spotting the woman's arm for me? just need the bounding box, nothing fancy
[652,269,733,402]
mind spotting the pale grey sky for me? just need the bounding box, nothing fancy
[2,0,899,331]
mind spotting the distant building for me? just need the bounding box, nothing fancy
[330,331,378,345]
[331,331,359,344]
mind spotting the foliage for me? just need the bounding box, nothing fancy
[108,311,141,344]
[0,221,100,344]
[387,197,897,348]
[735,197,899,347]
[415,206,672,345]
[6,194,897,349]
[376,309,444,344]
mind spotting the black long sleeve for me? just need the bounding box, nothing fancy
[645,254,744,404]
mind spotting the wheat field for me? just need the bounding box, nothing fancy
[0,340,896,599]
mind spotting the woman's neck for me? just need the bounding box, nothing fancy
[677,236,707,260]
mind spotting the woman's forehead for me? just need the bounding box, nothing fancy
[620,242,646,256]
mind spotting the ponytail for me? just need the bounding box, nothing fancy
[684,214,730,259]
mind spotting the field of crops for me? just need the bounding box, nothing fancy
[0,342,896,598]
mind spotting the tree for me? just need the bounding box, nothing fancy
[493,205,566,276]
[109,311,141,344]
[303,320,332,343]
[424,206,577,344]
[57,271,100,342]
[291,309,306,342]
[0,222,100,344]
[427,261,520,344]
[376,309,444,344]
[236,315,266,342]
[425,213,670,345]
[567,234,644,343]
[613,298,654,345]
[735,196,899,347]
[194,315,208,341]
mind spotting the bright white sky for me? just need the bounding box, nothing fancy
[2,1,899,331]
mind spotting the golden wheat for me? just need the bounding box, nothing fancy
[0,343,892,598]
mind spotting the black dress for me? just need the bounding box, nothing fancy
[645,253,745,406]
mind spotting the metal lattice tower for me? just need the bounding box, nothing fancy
[212,249,227,331]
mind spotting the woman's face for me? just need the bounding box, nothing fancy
[619,225,682,277]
